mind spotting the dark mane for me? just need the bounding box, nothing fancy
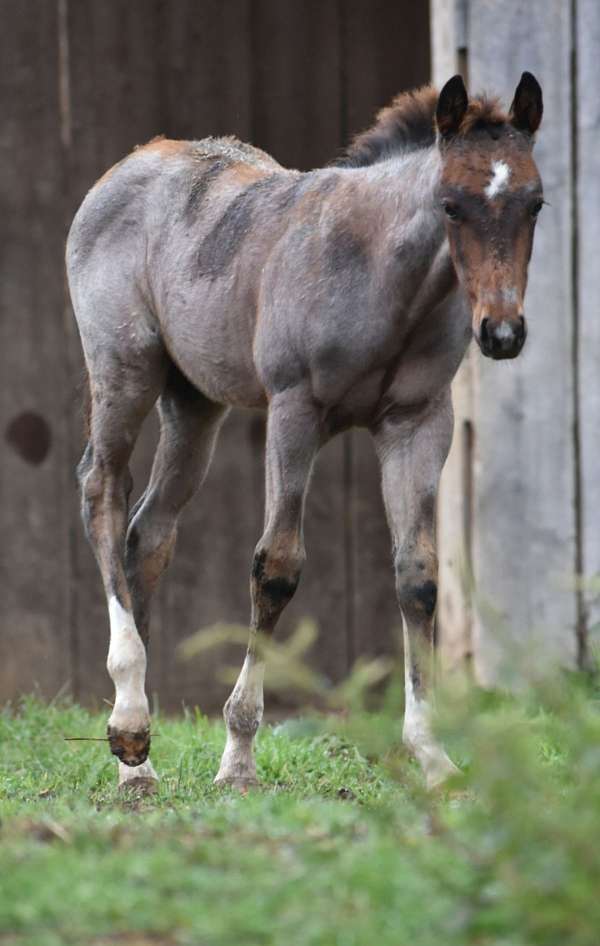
[336,85,509,168]
[336,86,438,168]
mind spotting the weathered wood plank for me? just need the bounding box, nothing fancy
[437,353,475,670]
[281,438,350,693]
[430,0,460,88]
[347,430,400,666]
[252,0,342,170]
[431,0,476,671]
[164,410,265,713]
[0,0,72,700]
[156,0,253,142]
[468,0,577,682]
[343,0,430,141]
[576,0,600,659]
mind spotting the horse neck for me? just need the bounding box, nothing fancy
[363,145,442,219]
[356,147,453,311]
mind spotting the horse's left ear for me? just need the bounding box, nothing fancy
[436,75,469,139]
[509,72,543,135]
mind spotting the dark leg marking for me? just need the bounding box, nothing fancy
[251,548,301,631]
[412,580,438,618]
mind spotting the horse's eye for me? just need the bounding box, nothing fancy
[531,199,544,218]
[442,201,460,221]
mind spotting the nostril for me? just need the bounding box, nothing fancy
[517,316,526,342]
[480,317,490,346]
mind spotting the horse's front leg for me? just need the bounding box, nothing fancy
[372,392,459,789]
[215,385,320,789]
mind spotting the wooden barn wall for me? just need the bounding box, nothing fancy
[0,2,72,700]
[0,0,430,712]
[434,0,591,683]
[576,0,600,663]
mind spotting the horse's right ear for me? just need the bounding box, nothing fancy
[436,75,469,140]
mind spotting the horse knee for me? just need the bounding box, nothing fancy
[394,551,438,625]
[251,544,304,631]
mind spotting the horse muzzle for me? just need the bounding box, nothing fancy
[476,316,527,360]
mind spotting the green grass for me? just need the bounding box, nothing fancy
[1,678,600,946]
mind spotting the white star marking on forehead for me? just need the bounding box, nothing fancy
[485,160,511,200]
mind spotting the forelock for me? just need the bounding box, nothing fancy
[457,96,507,137]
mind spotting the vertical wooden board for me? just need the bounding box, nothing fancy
[437,354,475,669]
[468,0,577,683]
[67,0,165,184]
[157,0,253,141]
[576,0,600,651]
[348,431,400,664]
[163,411,264,713]
[430,0,460,88]
[166,431,351,709]
[155,2,261,711]
[342,3,431,665]
[343,0,430,139]
[252,0,343,168]
[431,0,476,670]
[0,1,72,699]
[66,0,168,705]
[279,437,350,692]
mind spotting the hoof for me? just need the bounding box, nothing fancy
[118,776,158,797]
[214,775,260,792]
[107,725,151,767]
[425,758,461,792]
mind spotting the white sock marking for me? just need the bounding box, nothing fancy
[230,654,265,713]
[215,654,265,784]
[485,160,511,199]
[107,596,149,731]
[402,623,459,789]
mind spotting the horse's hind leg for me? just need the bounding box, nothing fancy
[125,365,227,651]
[215,385,320,789]
[77,338,167,785]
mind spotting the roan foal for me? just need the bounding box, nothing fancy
[66,73,543,792]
